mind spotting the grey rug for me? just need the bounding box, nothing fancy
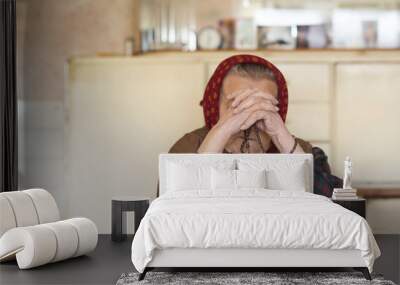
[116,271,396,285]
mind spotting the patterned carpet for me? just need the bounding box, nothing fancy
[116,271,396,285]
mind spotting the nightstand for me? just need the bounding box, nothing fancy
[111,196,150,242]
[331,198,366,218]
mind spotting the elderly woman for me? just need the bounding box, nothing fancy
[169,55,341,197]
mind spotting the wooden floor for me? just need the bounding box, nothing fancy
[0,235,399,285]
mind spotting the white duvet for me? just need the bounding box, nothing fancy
[131,190,380,273]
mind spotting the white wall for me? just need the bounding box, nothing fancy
[66,58,205,233]
[17,0,139,217]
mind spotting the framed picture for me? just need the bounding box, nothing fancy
[362,20,378,48]
[257,26,295,49]
[257,26,270,49]
[235,19,257,50]
[218,19,235,49]
[297,24,329,49]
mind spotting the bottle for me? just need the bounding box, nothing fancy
[124,37,135,56]
[343,156,352,189]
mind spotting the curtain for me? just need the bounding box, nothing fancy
[0,0,18,192]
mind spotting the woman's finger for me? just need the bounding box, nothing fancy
[233,97,279,114]
[231,90,278,108]
[224,108,254,134]
[255,102,279,113]
[240,110,269,130]
[233,95,259,113]
[255,91,279,105]
[240,111,265,131]
[226,88,256,103]
[256,120,265,131]
[228,89,258,107]
[244,102,278,116]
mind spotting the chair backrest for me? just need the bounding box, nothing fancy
[159,153,314,196]
[0,189,60,237]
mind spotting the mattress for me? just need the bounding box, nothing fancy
[131,189,380,273]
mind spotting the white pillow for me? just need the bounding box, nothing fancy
[166,159,235,192]
[211,168,268,190]
[237,169,268,189]
[166,162,211,191]
[267,162,307,191]
[211,168,236,190]
[238,159,308,191]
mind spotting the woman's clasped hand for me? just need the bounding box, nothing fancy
[217,88,283,135]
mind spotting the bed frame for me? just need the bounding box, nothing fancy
[138,154,372,281]
[140,248,371,280]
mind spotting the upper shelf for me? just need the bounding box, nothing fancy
[70,49,400,64]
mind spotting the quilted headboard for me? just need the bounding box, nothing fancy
[159,154,314,195]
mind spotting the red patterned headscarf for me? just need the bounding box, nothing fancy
[200,54,288,129]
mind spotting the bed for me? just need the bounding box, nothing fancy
[131,154,380,281]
